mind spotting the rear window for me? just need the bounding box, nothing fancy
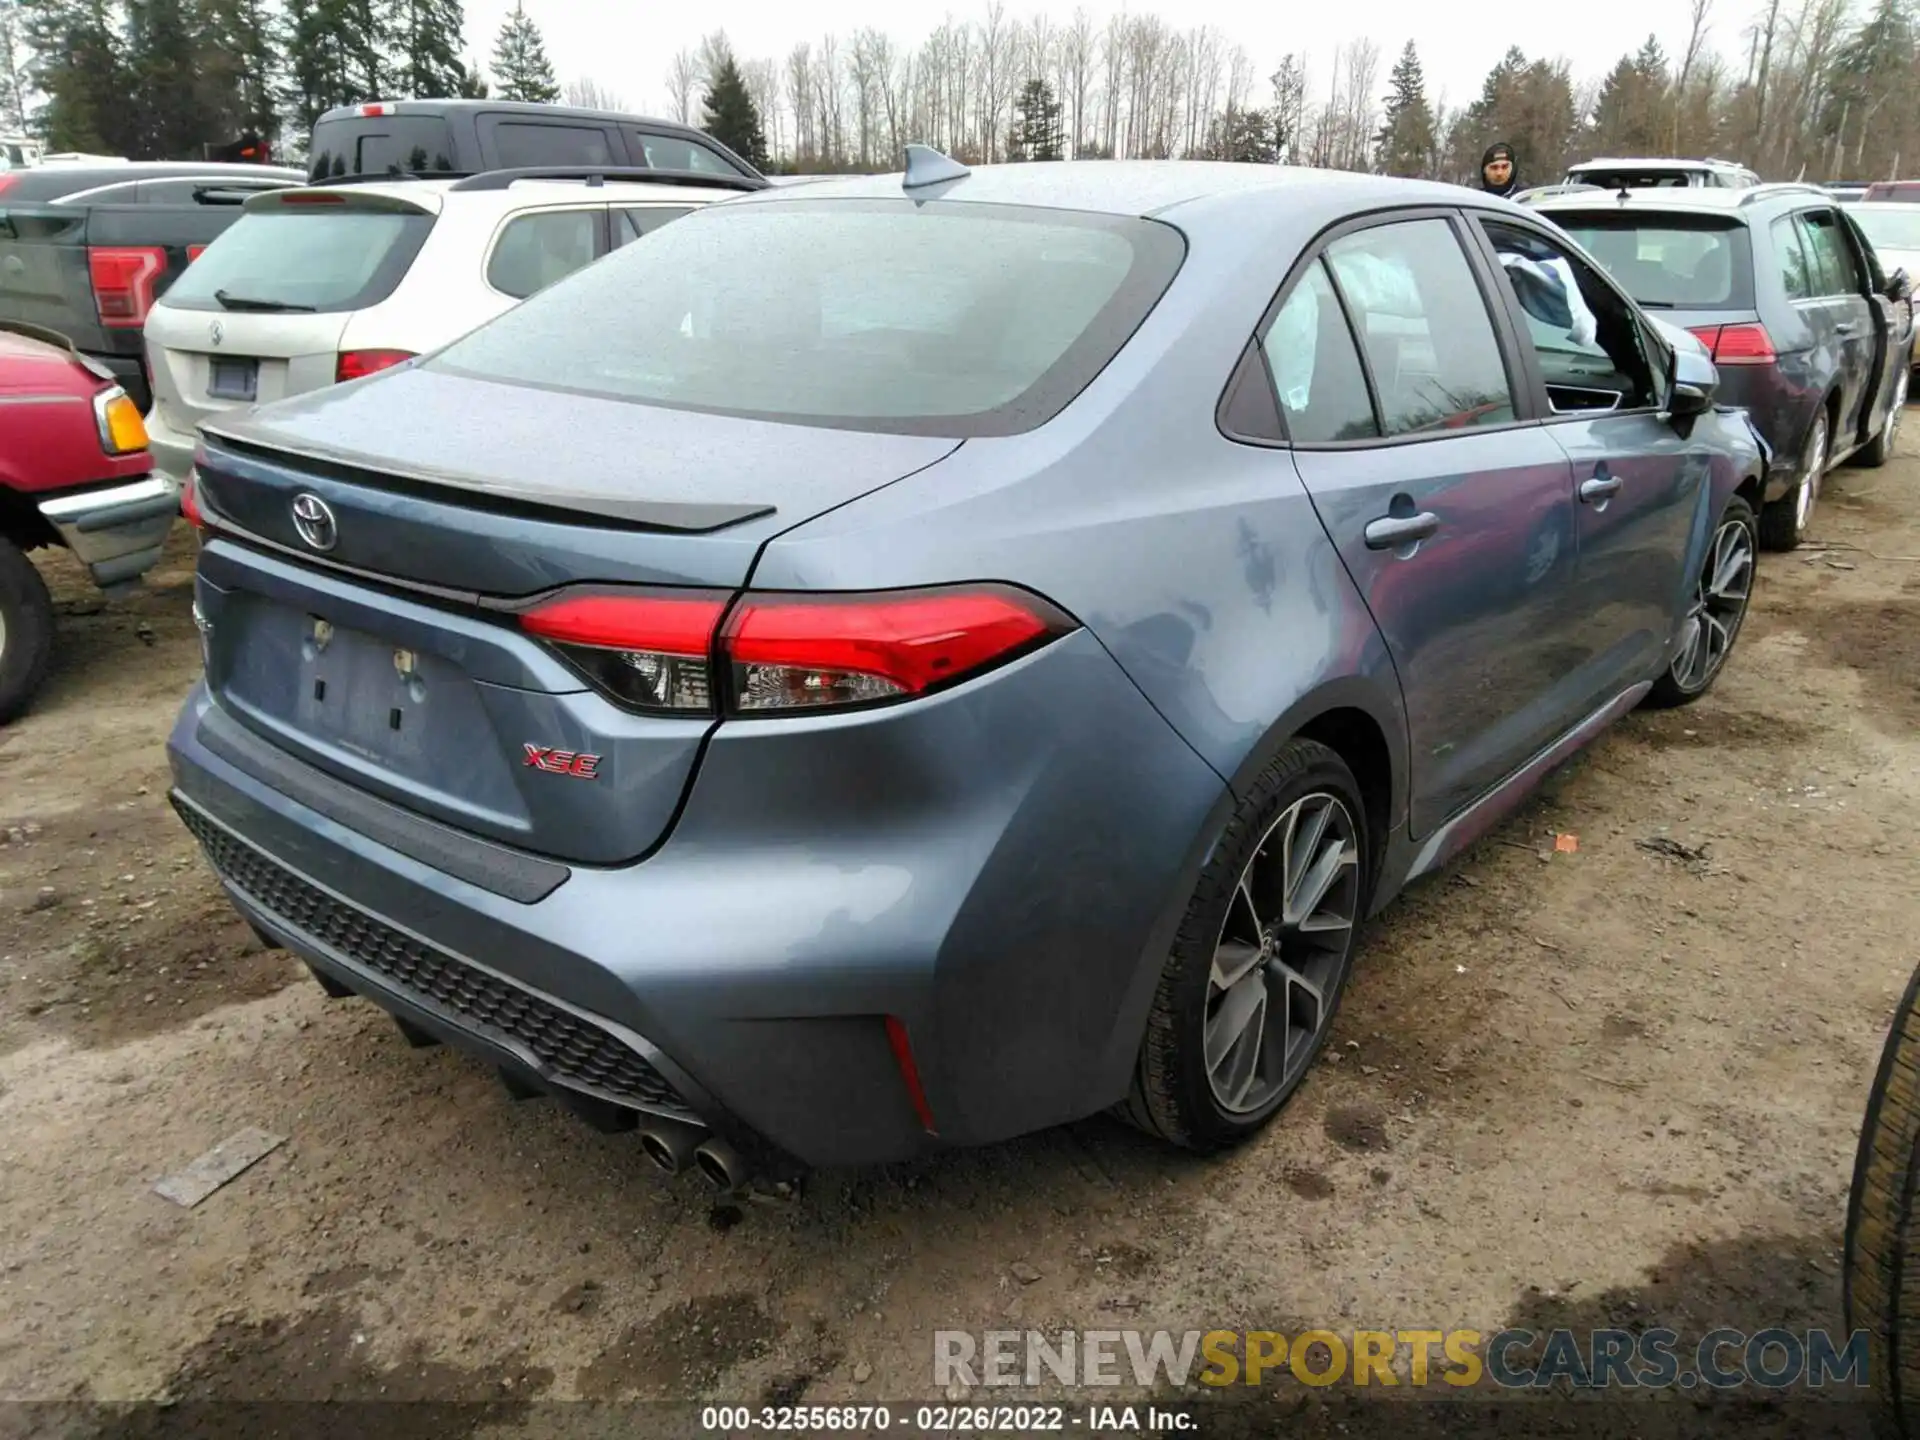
[160,207,434,313]
[1568,168,1704,189]
[307,116,457,180]
[429,199,1187,437]
[1549,214,1753,309]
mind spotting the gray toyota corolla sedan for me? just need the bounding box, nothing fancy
[168,153,1768,1185]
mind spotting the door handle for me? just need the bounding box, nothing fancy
[1363,511,1440,550]
[1580,474,1623,504]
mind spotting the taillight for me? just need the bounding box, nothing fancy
[357,103,390,116]
[336,349,417,383]
[516,583,1075,717]
[723,586,1069,712]
[1688,322,1776,365]
[0,174,16,196]
[186,244,207,263]
[88,246,166,328]
[520,590,729,714]
[181,468,205,529]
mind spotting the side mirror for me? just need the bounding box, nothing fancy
[1667,345,1719,421]
[1889,267,1912,303]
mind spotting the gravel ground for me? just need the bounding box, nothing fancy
[1,428,1916,1438]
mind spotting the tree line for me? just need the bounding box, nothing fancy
[0,0,562,159]
[3,0,1916,184]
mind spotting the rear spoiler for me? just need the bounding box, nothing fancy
[242,186,440,216]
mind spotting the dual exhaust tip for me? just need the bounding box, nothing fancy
[640,1120,746,1192]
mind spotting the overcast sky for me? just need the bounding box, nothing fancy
[463,0,1778,119]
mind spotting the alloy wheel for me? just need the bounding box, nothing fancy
[1205,792,1360,1114]
[1670,515,1755,693]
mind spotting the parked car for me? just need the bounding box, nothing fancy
[0,320,175,721]
[1846,200,1920,366]
[1532,182,1913,551]
[141,166,763,485]
[1864,180,1920,202]
[1825,181,1873,203]
[167,155,1767,1181]
[0,161,306,411]
[305,99,762,184]
[1563,157,1761,190]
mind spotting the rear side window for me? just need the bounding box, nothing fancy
[615,205,694,245]
[1797,210,1863,295]
[491,123,614,169]
[1772,216,1815,300]
[1262,260,1377,442]
[628,130,745,176]
[487,209,603,298]
[1322,218,1516,436]
[307,116,456,179]
[430,198,1185,438]
[1550,214,1752,309]
[160,207,434,313]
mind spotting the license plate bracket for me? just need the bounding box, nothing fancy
[207,357,258,402]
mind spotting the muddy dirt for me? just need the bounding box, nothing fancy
[1,431,1916,1435]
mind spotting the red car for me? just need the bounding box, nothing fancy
[0,320,180,722]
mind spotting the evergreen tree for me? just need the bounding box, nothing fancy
[1448,46,1577,185]
[336,0,388,99]
[454,54,487,97]
[491,1,557,103]
[393,0,466,97]
[193,0,280,149]
[21,0,132,152]
[1206,105,1276,163]
[1588,36,1669,156]
[1375,40,1436,177]
[1007,77,1063,160]
[700,52,765,167]
[1819,0,1914,163]
[281,0,356,137]
[126,0,225,158]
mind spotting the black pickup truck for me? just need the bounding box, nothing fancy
[0,161,304,410]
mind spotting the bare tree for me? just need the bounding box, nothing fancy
[666,49,700,125]
[1060,8,1096,154]
[786,43,816,163]
[976,1,1011,163]
[563,77,628,112]
[849,28,887,166]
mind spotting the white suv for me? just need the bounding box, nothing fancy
[141,166,760,481]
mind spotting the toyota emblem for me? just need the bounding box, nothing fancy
[290,492,338,552]
[208,319,224,347]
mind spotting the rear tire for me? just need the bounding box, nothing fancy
[1856,365,1909,470]
[0,538,54,725]
[1760,408,1830,552]
[1120,738,1371,1152]
[1844,959,1920,1438]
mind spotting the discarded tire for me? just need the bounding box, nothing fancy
[1845,959,1920,1438]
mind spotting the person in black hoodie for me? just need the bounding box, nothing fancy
[1480,142,1519,196]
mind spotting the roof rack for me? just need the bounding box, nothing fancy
[445,165,767,193]
[1739,182,1833,205]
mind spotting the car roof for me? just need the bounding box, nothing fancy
[241,175,731,218]
[0,161,304,199]
[1531,183,1831,222]
[315,98,710,137]
[724,159,1496,224]
[1568,156,1747,171]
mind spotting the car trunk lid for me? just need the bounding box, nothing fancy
[191,366,961,864]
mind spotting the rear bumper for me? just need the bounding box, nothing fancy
[145,405,198,485]
[37,473,181,589]
[165,632,1226,1169]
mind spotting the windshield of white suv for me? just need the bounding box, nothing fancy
[162,207,434,314]
[429,198,1187,437]
[1850,207,1920,253]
